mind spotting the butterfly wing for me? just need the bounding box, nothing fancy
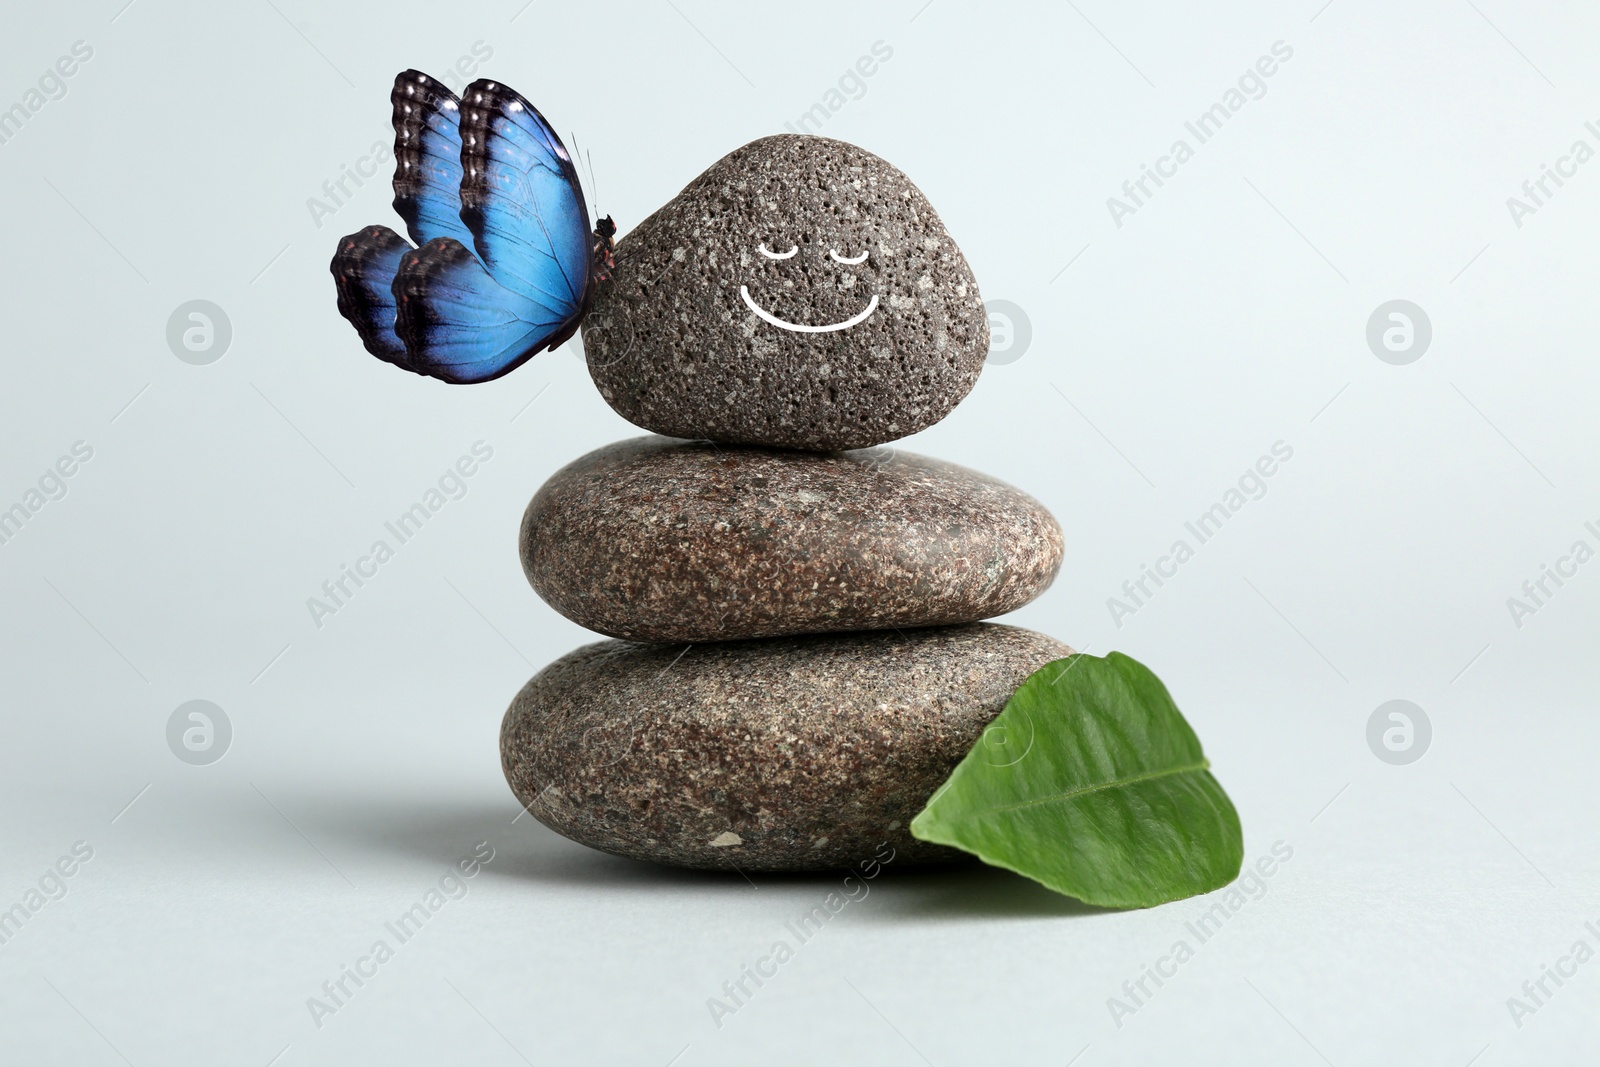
[390,70,475,248]
[329,225,412,366]
[393,237,583,384]
[331,72,596,383]
[458,79,591,333]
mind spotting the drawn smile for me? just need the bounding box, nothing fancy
[739,286,879,333]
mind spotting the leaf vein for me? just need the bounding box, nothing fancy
[978,759,1212,815]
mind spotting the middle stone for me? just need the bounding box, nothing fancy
[520,436,1064,643]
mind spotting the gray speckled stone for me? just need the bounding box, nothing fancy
[521,436,1064,642]
[582,134,988,451]
[499,624,1073,871]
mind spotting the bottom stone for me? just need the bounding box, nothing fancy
[500,623,1073,871]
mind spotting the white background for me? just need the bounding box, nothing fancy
[2,0,1597,1063]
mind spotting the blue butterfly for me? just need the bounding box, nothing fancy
[330,70,614,384]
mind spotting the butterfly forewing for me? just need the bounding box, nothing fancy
[390,70,476,248]
[457,79,592,320]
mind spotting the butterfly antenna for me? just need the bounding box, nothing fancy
[586,148,599,218]
[569,131,601,227]
[568,131,592,225]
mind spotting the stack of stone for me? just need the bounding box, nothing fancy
[500,135,1072,871]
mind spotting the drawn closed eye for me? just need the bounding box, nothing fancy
[829,248,868,265]
[758,243,798,260]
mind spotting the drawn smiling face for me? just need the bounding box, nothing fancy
[583,134,989,451]
[739,242,878,333]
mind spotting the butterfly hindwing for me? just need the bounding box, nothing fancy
[392,237,581,384]
[458,79,592,325]
[330,225,412,367]
[390,70,475,248]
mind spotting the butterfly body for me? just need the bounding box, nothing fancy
[330,70,612,384]
[592,214,617,283]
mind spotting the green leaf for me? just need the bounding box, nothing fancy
[910,652,1243,909]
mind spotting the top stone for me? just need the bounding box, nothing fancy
[582,135,989,452]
